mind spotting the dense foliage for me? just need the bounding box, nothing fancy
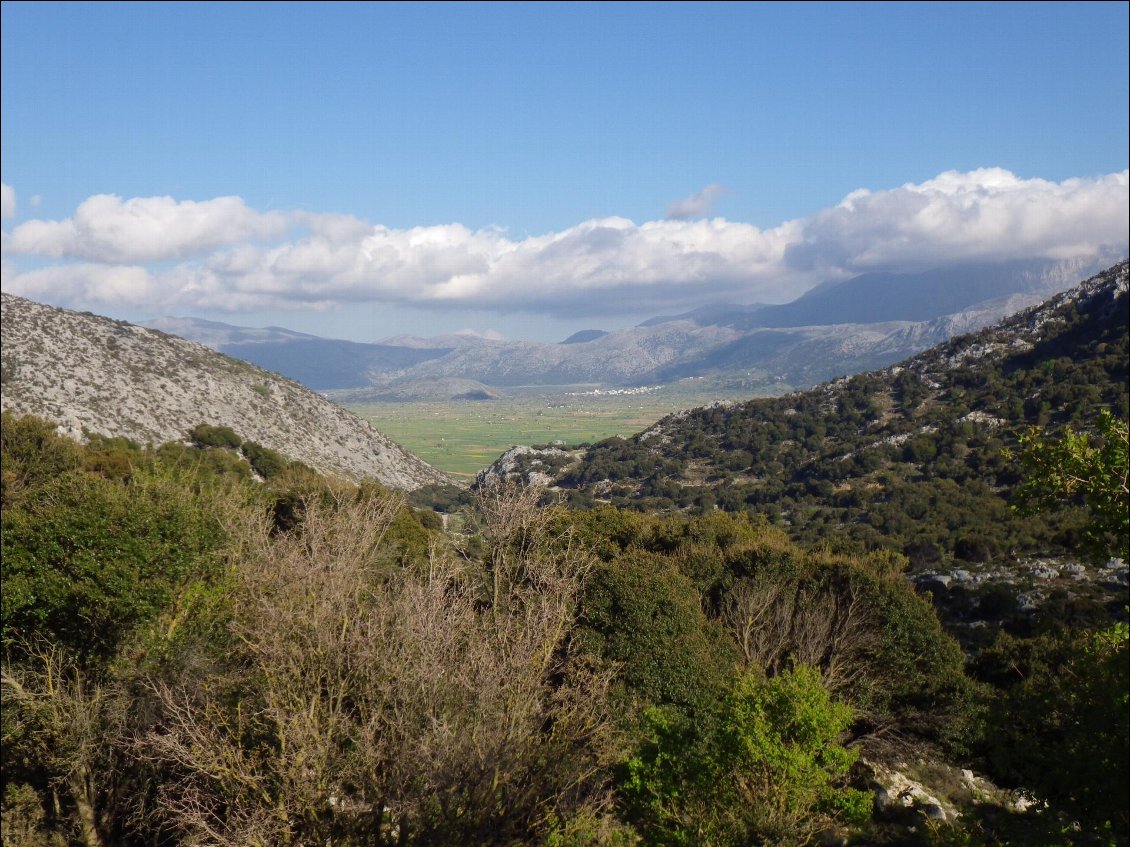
[1009,410,1129,562]
[975,623,1129,841]
[3,413,1129,844]
[620,666,871,847]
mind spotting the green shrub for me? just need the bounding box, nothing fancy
[619,665,871,847]
[579,548,738,717]
[1,467,233,663]
[187,423,243,450]
[717,541,983,757]
[981,623,1129,841]
[1,412,82,509]
[241,441,288,479]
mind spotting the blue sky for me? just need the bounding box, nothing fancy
[2,2,1127,342]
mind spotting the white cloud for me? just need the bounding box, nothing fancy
[787,168,1130,273]
[0,183,15,219]
[666,183,729,219]
[2,169,1126,319]
[1,262,159,307]
[5,194,295,262]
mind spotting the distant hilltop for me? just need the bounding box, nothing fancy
[477,260,1129,563]
[560,329,609,345]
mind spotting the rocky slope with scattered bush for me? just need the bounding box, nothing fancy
[489,261,1129,565]
[0,294,449,489]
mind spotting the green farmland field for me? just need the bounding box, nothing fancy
[346,383,782,479]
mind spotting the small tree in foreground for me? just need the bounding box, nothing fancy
[620,665,870,847]
[1009,409,1129,562]
[1,640,129,847]
[986,411,1130,842]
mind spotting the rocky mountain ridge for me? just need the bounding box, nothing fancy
[145,257,1111,398]
[0,295,449,490]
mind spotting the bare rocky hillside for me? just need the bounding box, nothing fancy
[0,294,449,490]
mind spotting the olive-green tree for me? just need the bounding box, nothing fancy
[619,665,871,847]
[982,622,1129,843]
[1009,410,1129,561]
[985,410,1130,841]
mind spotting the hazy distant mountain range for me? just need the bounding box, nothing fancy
[141,257,1116,398]
[1,296,450,489]
[141,316,454,391]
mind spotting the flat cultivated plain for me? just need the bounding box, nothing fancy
[347,382,782,478]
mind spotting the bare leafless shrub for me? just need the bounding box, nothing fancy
[140,484,615,846]
[723,571,880,697]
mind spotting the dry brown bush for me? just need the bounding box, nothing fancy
[140,484,615,846]
[722,570,880,697]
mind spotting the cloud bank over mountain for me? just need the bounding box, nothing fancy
[2,169,1126,319]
